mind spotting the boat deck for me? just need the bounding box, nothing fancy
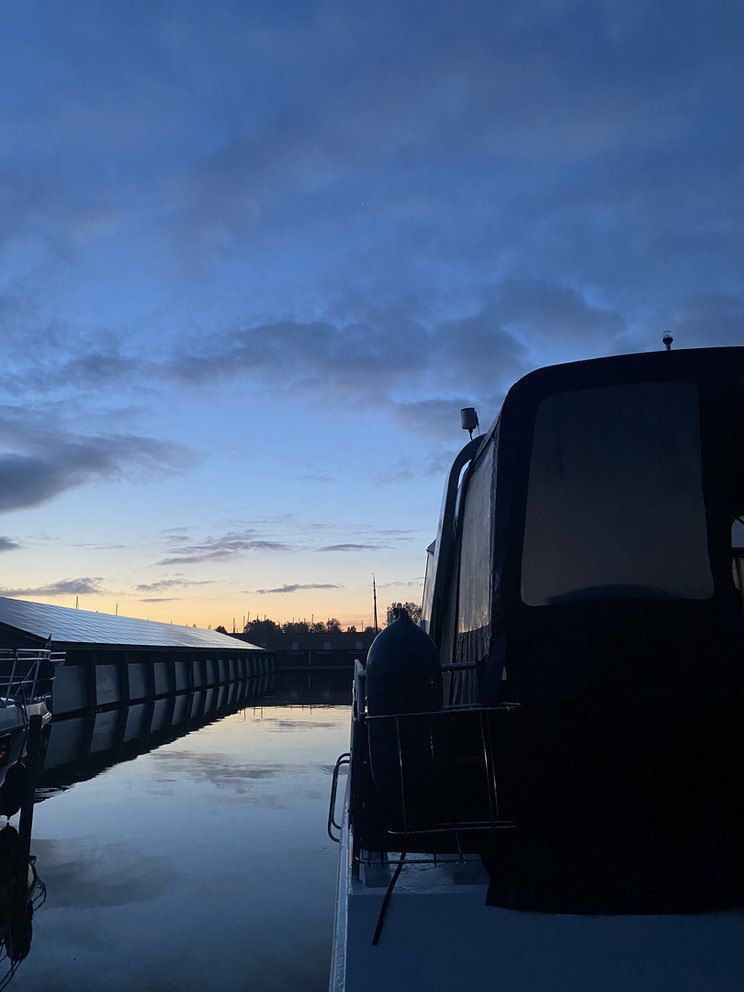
[334,826,744,992]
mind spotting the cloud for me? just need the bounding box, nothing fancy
[145,1,741,307]
[58,351,149,389]
[487,281,626,348]
[31,839,179,909]
[166,300,428,397]
[150,750,286,792]
[135,577,215,593]
[0,0,742,454]
[254,583,341,595]
[135,283,627,442]
[316,543,388,552]
[391,398,485,443]
[433,307,529,390]
[0,269,730,453]
[135,576,219,603]
[669,292,744,349]
[378,578,424,589]
[0,577,105,598]
[157,529,292,565]
[0,403,193,512]
[72,542,131,550]
[0,537,20,552]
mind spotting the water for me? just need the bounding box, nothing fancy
[7,683,351,991]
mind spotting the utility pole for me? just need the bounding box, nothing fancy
[372,574,378,633]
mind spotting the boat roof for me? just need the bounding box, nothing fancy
[0,597,264,651]
[467,346,744,456]
[508,345,744,405]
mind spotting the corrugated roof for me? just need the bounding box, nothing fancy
[0,597,264,651]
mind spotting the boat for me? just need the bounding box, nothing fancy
[0,649,62,819]
[329,345,744,991]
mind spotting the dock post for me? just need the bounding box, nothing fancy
[18,714,43,862]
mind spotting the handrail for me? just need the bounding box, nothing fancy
[328,752,350,842]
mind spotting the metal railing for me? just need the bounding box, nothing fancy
[0,650,64,707]
[349,704,519,856]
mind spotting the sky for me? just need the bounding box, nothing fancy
[0,0,742,632]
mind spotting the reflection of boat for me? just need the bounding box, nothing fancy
[330,347,744,990]
[0,651,56,989]
[0,651,61,818]
[0,824,45,991]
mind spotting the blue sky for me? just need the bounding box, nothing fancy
[0,0,742,630]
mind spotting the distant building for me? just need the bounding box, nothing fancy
[229,629,376,669]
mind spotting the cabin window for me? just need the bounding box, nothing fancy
[420,542,436,634]
[456,442,495,653]
[521,380,714,605]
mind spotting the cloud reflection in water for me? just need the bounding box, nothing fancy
[24,705,351,991]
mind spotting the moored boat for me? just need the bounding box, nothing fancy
[330,346,744,990]
[0,649,62,818]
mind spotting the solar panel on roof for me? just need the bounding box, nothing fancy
[0,597,263,651]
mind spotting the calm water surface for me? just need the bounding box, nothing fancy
[15,696,351,991]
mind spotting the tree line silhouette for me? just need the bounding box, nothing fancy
[214,602,422,637]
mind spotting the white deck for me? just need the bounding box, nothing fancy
[331,800,744,992]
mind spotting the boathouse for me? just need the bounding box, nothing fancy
[230,629,376,669]
[0,597,273,715]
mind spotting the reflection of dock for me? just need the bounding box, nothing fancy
[268,668,352,706]
[41,673,275,790]
[52,653,274,715]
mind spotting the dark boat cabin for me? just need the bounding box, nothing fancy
[423,347,744,709]
[354,348,744,913]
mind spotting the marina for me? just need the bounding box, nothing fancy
[2,3,742,989]
[3,346,744,990]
